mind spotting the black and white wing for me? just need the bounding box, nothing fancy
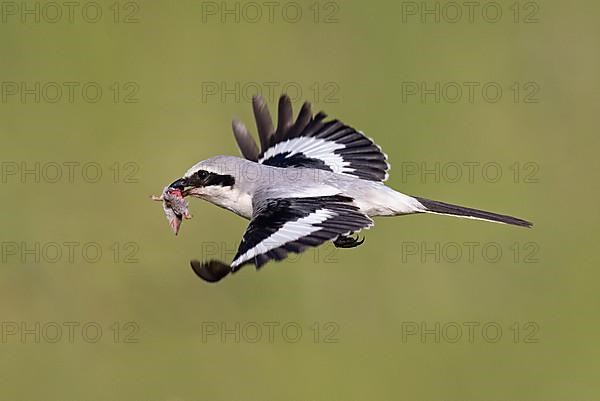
[190,194,373,282]
[231,95,390,182]
[231,95,297,162]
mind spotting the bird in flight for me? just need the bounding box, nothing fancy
[153,95,532,282]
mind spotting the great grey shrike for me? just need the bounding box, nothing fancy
[153,95,532,282]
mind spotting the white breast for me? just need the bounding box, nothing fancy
[188,186,253,219]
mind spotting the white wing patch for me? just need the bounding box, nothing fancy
[258,137,355,175]
[231,209,335,268]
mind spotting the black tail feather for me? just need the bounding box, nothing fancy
[414,197,533,228]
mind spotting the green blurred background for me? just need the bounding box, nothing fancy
[1,0,599,400]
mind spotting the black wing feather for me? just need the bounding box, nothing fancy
[259,106,390,182]
[230,195,373,271]
[231,95,391,182]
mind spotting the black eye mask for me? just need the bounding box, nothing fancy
[188,170,235,188]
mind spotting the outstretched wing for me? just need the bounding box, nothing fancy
[231,95,390,182]
[259,111,390,182]
[231,194,373,270]
[190,194,373,282]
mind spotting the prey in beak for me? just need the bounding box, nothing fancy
[152,179,191,235]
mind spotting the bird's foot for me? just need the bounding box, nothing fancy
[333,234,365,249]
[190,260,231,283]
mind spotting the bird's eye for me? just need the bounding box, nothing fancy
[195,170,208,179]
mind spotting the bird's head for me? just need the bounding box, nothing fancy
[153,156,251,234]
[174,156,237,197]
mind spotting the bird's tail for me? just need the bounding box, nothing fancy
[413,196,533,228]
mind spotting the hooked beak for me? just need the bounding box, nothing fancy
[169,178,187,190]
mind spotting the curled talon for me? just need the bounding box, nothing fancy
[333,234,365,249]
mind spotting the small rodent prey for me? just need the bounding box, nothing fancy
[152,187,191,235]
